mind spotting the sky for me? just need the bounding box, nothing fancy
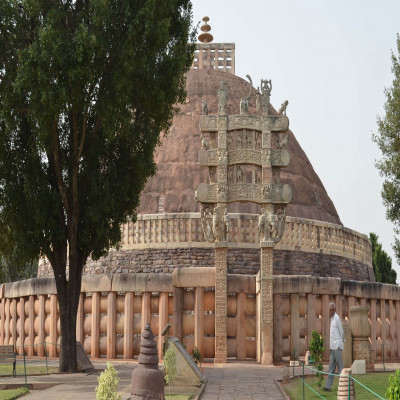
[191,0,400,280]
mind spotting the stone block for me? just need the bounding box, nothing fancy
[76,341,94,372]
[312,277,341,295]
[227,274,256,294]
[4,278,57,298]
[114,273,172,293]
[166,337,204,385]
[81,274,112,293]
[173,267,215,288]
[273,275,313,294]
[351,359,366,375]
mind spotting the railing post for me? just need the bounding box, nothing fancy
[23,353,27,388]
[302,363,304,400]
[348,371,351,400]
[44,341,48,374]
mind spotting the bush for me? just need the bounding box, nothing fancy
[386,369,400,399]
[192,346,201,365]
[95,362,121,400]
[309,330,325,388]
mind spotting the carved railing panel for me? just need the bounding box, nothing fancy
[118,213,372,265]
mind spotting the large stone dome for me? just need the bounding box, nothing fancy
[38,40,373,282]
[138,68,341,226]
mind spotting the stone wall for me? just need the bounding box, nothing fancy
[37,213,374,281]
[38,247,373,281]
[1,272,397,363]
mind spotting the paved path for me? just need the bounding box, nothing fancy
[201,362,286,400]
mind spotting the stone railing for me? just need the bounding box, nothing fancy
[1,273,398,363]
[120,213,372,266]
[192,43,235,74]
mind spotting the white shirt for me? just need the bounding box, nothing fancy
[330,312,344,350]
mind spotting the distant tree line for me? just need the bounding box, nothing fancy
[369,233,397,284]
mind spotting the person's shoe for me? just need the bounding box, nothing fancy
[322,387,331,392]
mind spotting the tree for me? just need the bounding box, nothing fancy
[0,0,195,372]
[164,348,177,397]
[369,233,397,284]
[309,330,324,389]
[0,226,38,283]
[0,256,38,284]
[373,34,400,267]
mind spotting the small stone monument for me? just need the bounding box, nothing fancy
[337,368,355,400]
[350,306,374,371]
[131,323,165,400]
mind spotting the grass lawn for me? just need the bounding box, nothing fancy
[164,396,192,400]
[283,371,393,399]
[0,364,59,376]
[0,388,29,400]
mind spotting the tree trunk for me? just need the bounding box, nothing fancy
[59,295,78,372]
[53,249,84,373]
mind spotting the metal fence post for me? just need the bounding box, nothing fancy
[44,341,48,374]
[348,372,351,400]
[302,363,305,400]
[23,353,27,389]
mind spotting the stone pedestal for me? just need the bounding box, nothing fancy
[353,338,374,372]
[350,306,374,371]
[337,368,355,400]
[260,241,274,365]
[214,242,228,363]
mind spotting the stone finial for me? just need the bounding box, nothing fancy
[131,323,165,399]
[198,16,213,43]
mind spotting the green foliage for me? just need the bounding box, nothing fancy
[0,256,38,284]
[0,223,38,283]
[370,233,397,284]
[373,34,400,268]
[309,330,324,388]
[0,387,29,400]
[386,370,400,399]
[283,371,390,400]
[95,362,121,400]
[0,0,195,372]
[192,346,201,365]
[164,348,178,397]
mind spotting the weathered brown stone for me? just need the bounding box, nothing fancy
[137,68,342,225]
[131,323,164,400]
[38,247,375,282]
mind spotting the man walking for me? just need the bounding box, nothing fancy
[323,302,344,391]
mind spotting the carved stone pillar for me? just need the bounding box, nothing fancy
[260,241,274,365]
[196,76,291,365]
[214,242,228,363]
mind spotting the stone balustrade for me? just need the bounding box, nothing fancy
[1,272,397,363]
[192,43,235,74]
[121,213,371,266]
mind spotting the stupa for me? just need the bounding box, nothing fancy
[38,17,373,282]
